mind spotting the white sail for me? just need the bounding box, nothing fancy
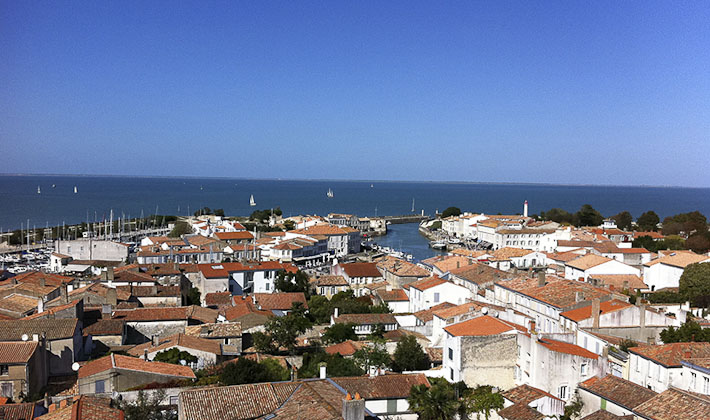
[327,188,334,198]
[250,194,256,206]
[74,186,78,194]
[37,186,41,194]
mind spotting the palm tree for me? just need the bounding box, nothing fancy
[465,385,504,420]
[407,380,460,420]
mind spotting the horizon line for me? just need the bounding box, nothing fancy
[1,171,708,190]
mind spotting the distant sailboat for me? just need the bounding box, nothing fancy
[51,184,56,188]
[327,188,334,198]
[249,194,256,207]
[411,198,415,212]
[74,186,78,194]
[37,186,41,194]
[370,184,374,188]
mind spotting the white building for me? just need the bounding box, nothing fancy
[197,261,297,297]
[406,276,471,313]
[564,254,640,282]
[54,239,129,262]
[643,252,710,292]
[627,342,710,392]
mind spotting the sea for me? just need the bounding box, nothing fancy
[1,175,709,260]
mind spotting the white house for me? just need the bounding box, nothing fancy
[627,342,710,392]
[406,276,472,313]
[643,252,710,292]
[681,359,710,395]
[197,261,298,297]
[564,254,640,281]
[577,374,657,418]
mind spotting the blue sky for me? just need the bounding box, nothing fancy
[1,1,709,187]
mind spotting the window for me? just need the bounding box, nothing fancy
[0,383,11,398]
[448,348,453,360]
[691,372,697,388]
[265,283,270,291]
[434,293,440,303]
[581,363,588,376]
[450,368,454,381]
[704,377,709,394]
[95,380,105,394]
[0,365,7,376]
[558,385,568,400]
[387,399,397,414]
[170,396,179,406]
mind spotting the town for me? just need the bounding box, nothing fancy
[0,203,708,420]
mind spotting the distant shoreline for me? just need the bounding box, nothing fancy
[0,172,706,190]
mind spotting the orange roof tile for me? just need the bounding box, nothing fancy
[538,338,598,359]
[560,300,632,322]
[444,315,517,337]
[629,342,710,367]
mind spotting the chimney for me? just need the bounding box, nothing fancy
[319,363,327,379]
[537,271,546,287]
[151,285,158,296]
[684,350,692,359]
[639,303,646,328]
[61,284,68,304]
[40,278,46,287]
[342,393,365,420]
[334,307,339,319]
[575,291,585,302]
[106,288,117,306]
[152,335,159,346]
[107,266,114,281]
[37,298,44,314]
[456,261,460,269]
[622,280,629,291]
[200,325,209,336]
[143,349,148,360]
[592,298,600,329]
[101,304,112,319]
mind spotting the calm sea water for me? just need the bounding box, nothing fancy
[1,175,709,232]
[371,223,447,262]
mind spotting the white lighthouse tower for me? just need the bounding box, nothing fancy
[523,200,529,217]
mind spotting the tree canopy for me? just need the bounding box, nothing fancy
[539,208,574,225]
[660,320,710,343]
[153,348,197,365]
[637,211,660,232]
[250,207,282,222]
[306,290,391,325]
[574,204,604,227]
[321,323,357,345]
[353,339,391,372]
[218,357,290,385]
[663,211,708,236]
[118,389,176,420]
[299,351,364,378]
[261,302,313,353]
[274,270,312,298]
[611,211,633,231]
[679,263,710,306]
[391,335,430,372]
[441,207,462,218]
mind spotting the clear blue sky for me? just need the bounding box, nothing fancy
[1,1,709,187]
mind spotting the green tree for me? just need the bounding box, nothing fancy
[298,351,364,378]
[118,389,177,420]
[264,302,313,353]
[168,221,192,238]
[153,348,197,365]
[559,393,584,420]
[252,331,277,354]
[274,270,312,298]
[214,209,225,217]
[618,338,637,353]
[194,207,212,217]
[465,385,504,420]
[353,339,391,372]
[8,230,22,245]
[185,287,201,306]
[408,378,460,420]
[283,220,296,230]
[574,204,603,227]
[539,208,574,225]
[611,211,633,231]
[686,232,710,254]
[441,207,462,219]
[219,358,270,385]
[660,320,710,343]
[321,323,357,345]
[391,335,430,372]
[679,263,710,305]
[307,295,333,324]
[663,211,708,236]
[258,358,290,381]
[637,211,660,232]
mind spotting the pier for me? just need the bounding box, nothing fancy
[382,214,430,224]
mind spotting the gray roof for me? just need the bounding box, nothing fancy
[0,318,79,340]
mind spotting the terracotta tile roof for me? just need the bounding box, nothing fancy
[547,250,587,263]
[537,338,598,359]
[0,294,39,315]
[310,275,348,286]
[10,271,73,286]
[375,256,430,278]
[413,302,456,323]
[634,231,665,239]
[450,249,490,259]
[560,300,632,322]
[364,280,388,291]
[579,375,656,410]
[425,347,442,363]
[112,306,218,323]
[223,296,274,327]
[137,263,182,276]
[375,289,409,302]
[184,322,242,338]
[643,251,709,268]
[267,381,345,419]
[491,247,537,260]
[633,387,710,420]
[449,263,516,286]
[25,299,83,320]
[179,381,301,420]
[0,341,38,363]
[0,318,79,340]
[340,262,382,278]
[83,319,125,336]
[333,313,397,326]
[503,384,562,404]
[198,261,297,278]
[62,282,132,302]
[324,340,365,356]
[497,277,613,309]
[588,274,646,290]
[79,353,195,379]
[41,396,124,420]
[619,247,650,254]
[432,302,482,320]
[409,276,449,291]
[289,224,353,236]
[332,373,430,399]
[629,342,710,367]
[566,254,614,270]
[116,285,181,297]
[127,333,223,357]
[0,403,39,420]
[253,292,307,311]
[444,315,518,337]
[682,357,710,370]
[497,402,545,420]
[580,411,633,420]
[204,291,232,306]
[214,231,254,241]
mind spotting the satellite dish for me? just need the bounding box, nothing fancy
[481,307,488,315]
[179,360,187,366]
[71,362,80,372]
[21,334,29,341]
